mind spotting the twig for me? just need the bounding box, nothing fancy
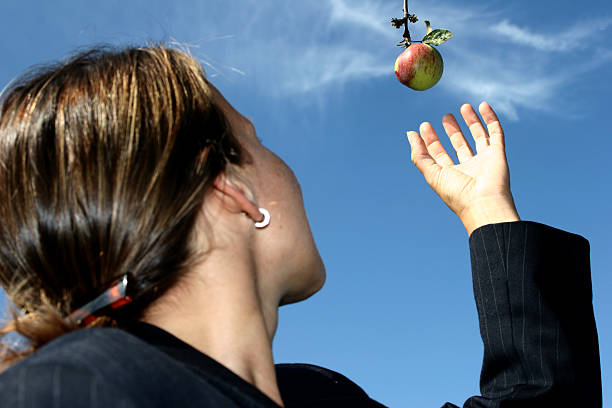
[391,0,418,47]
[403,0,411,43]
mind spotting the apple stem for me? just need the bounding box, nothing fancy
[402,0,411,44]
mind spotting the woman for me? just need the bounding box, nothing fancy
[0,46,601,407]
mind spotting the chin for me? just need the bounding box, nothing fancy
[279,255,326,306]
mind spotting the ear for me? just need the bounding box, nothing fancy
[212,175,265,224]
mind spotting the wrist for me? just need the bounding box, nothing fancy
[459,195,520,236]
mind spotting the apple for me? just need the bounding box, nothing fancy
[394,43,443,91]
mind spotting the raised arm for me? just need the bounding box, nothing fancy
[407,102,519,236]
[406,103,602,407]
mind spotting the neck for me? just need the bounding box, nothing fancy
[141,252,284,406]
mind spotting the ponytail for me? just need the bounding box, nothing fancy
[0,45,244,368]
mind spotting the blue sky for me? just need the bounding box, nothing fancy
[1,0,611,406]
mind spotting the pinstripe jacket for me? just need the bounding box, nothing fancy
[444,221,601,407]
[0,221,601,407]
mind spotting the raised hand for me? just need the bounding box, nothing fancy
[407,102,520,235]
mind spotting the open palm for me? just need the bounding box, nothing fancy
[407,102,517,227]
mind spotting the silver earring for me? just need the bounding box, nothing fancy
[254,208,271,228]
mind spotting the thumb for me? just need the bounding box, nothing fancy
[407,131,441,187]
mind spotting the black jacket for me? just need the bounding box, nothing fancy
[0,222,601,407]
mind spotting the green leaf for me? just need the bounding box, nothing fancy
[422,29,453,46]
[424,20,433,35]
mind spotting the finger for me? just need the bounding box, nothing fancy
[479,102,505,148]
[406,131,442,186]
[419,122,455,167]
[442,113,474,164]
[460,104,490,153]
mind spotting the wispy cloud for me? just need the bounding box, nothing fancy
[328,0,394,38]
[179,0,612,120]
[491,18,612,52]
[276,46,389,94]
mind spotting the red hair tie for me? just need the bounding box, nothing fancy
[67,274,133,326]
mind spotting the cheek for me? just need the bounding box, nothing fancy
[264,164,306,229]
[278,164,304,212]
[281,163,303,199]
[247,146,305,216]
[259,151,300,195]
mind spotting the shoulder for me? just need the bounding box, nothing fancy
[0,328,229,408]
[276,363,386,407]
[0,328,141,407]
[1,327,159,380]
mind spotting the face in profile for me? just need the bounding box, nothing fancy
[209,85,326,305]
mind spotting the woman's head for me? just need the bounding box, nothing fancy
[0,45,324,360]
[205,86,325,307]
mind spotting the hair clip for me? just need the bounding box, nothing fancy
[67,273,133,326]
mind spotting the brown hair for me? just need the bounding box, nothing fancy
[0,45,244,367]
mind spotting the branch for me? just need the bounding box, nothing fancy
[391,0,418,47]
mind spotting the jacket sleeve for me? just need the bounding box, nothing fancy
[443,221,601,408]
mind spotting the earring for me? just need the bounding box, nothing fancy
[254,208,271,228]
